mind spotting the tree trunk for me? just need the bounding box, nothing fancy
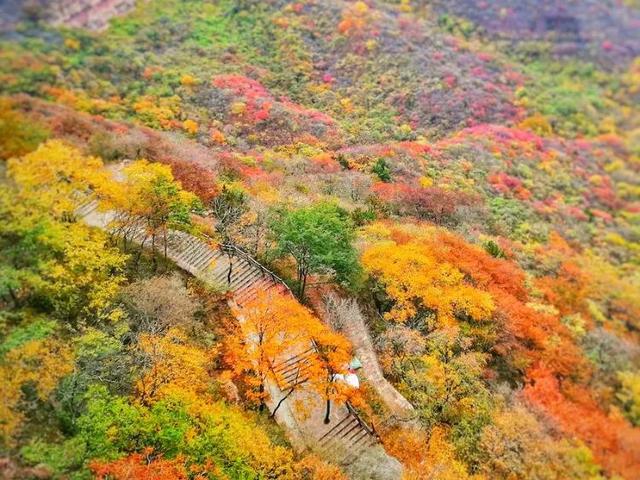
[259,382,265,412]
[270,387,295,419]
[297,263,307,299]
[324,398,331,424]
[270,368,303,418]
[151,233,157,272]
[163,228,168,260]
[227,254,233,285]
[300,270,307,299]
[134,236,148,269]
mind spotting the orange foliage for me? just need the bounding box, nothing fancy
[383,426,478,480]
[210,128,226,144]
[338,1,371,35]
[433,230,587,377]
[525,366,640,479]
[501,297,588,378]
[533,234,592,319]
[227,291,351,406]
[363,223,587,378]
[295,455,349,480]
[432,231,528,301]
[182,119,198,135]
[536,260,591,318]
[91,448,190,480]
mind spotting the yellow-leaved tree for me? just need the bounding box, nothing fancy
[0,337,74,446]
[105,159,201,262]
[135,327,215,405]
[7,139,112,216]
[2,143,127,323]
[362,236,494,327]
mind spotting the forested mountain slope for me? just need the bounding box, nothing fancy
[0,1,639,479]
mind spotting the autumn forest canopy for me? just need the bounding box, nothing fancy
[0,0,639,479]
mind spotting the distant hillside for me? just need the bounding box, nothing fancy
[0,0,136,31]
[429,0,640,69]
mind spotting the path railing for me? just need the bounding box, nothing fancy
[217,241,294,296]
[77,197,377,457]
[346,401,377,437]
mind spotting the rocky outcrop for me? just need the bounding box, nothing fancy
[0,0,137,31]
[47,0,136,30]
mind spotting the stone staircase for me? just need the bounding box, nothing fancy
[267,345,384,473]
[316,404,379,466]
[271,347,316,391]
[76,195,401,479]
[75,198,101,218]
[76,197,288,305]
[216,244,291,305]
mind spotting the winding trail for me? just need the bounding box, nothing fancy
[77,197,402,480]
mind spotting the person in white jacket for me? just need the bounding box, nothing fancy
[332,357,361,388]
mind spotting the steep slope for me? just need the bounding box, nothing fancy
[77,190,403,480]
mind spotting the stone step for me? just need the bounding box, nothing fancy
[318,414,359,446]
[272,348,316,373]
[228,269,256,291]
[193,249,218,271]
[232,274,265,298]
[209,256,241,283]
[234,277,277,304]
[320,419,375,465]
[318,419,363,459]
[131,227,148,243]
[207,254,233,283]
[176,236,203,262]
[348,427,375,450]
[337,432,378,466]
[184,246,212,270]
[165,234,189,256]
[275,359,313,390]
[276,357,313,378]
[342,422,370,446]
[241,273,276,293]
[76,199,99,217]
[233,272,268,297]
[237,271,270,290]
[184,243,211,268]
[210,266,245,291]
[230,264,262,289]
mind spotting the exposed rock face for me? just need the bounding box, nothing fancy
[47,0,136,30]
[0,0,137,31]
